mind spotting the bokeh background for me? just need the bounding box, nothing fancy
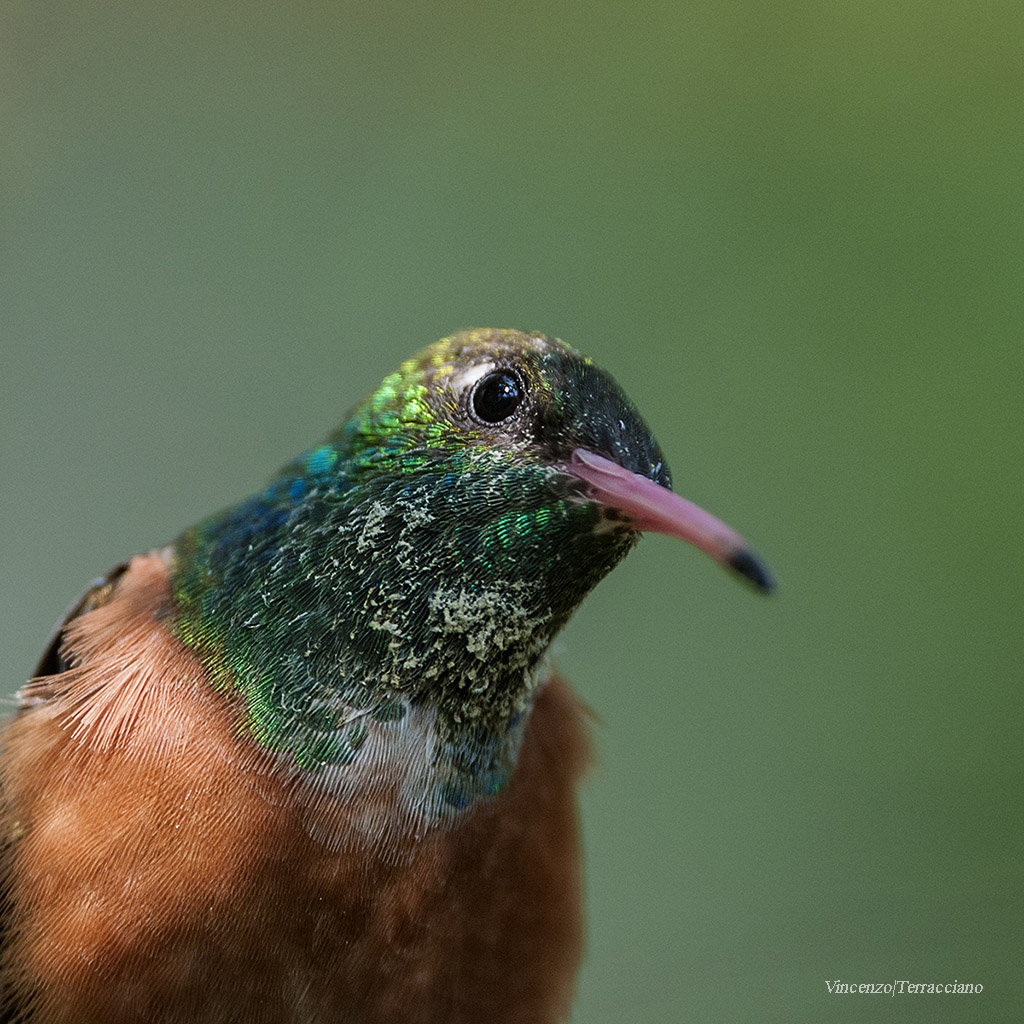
[2,2,1021,1021]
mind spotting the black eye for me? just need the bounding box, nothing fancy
[472,370,525,424]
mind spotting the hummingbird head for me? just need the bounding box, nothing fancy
[330,327,771,590]
[173,329,772,830]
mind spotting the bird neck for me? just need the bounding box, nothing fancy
[169,453,634,826]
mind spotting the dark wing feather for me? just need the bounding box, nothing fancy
[31,563,130,678]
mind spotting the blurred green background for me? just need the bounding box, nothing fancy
[2,2,1020,1021]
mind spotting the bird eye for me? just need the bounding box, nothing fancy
[471,370,525,424]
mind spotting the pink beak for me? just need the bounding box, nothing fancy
[564,449,774,593]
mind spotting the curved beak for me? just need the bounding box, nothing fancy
[565,448,775,593]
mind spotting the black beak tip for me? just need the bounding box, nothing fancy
[727,549,776,594]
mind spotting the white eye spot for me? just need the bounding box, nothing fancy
[450,362,495,394]
[619,419,626,431]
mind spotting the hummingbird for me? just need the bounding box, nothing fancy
[0,328,772,1024]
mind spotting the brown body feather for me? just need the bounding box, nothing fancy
[1,554,591,1023]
